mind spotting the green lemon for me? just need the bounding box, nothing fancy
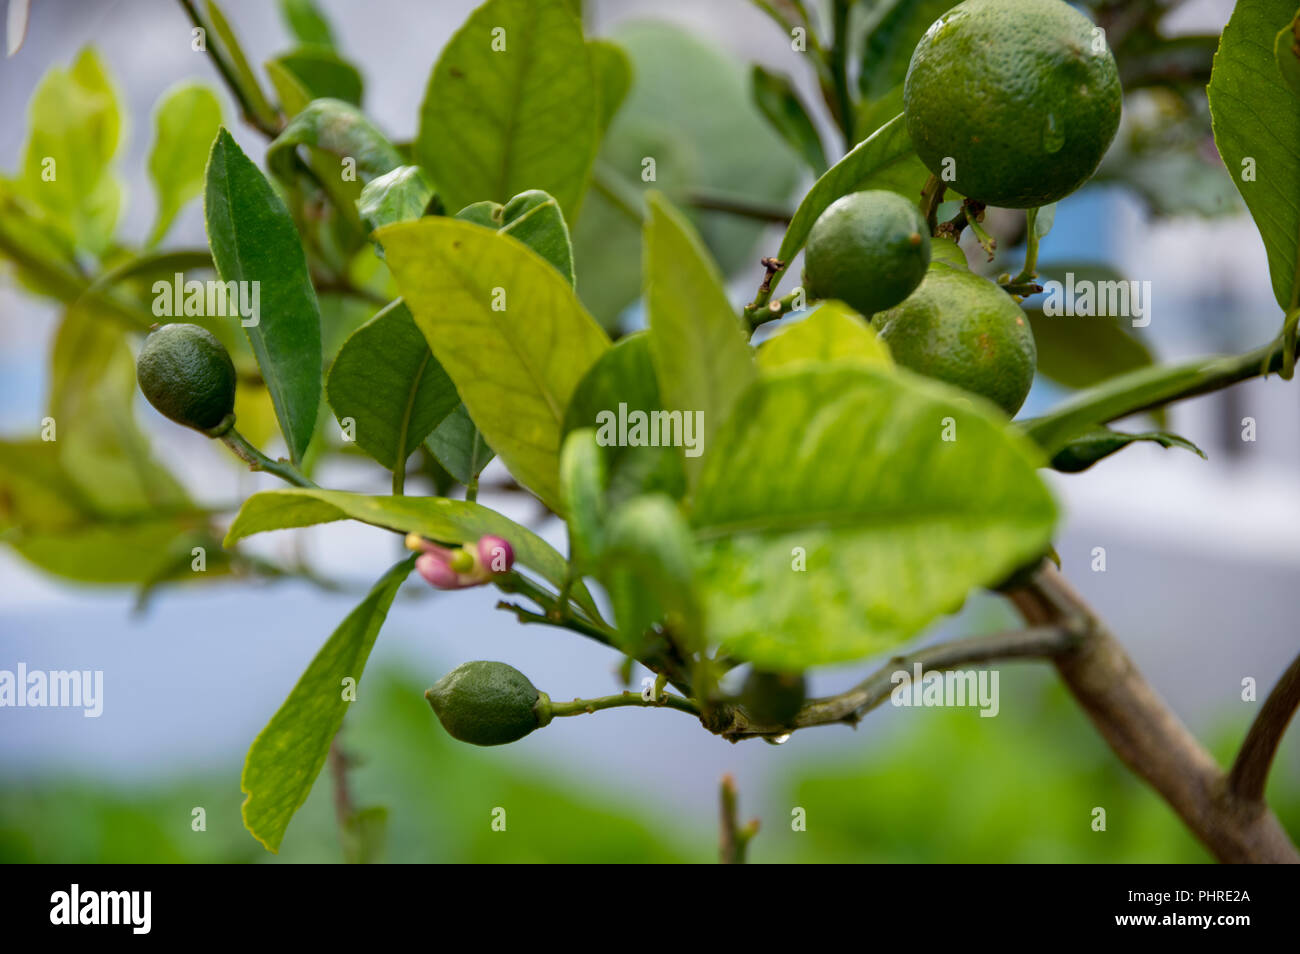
[802,190,931,315]
[872,240,1036,415]
[135,323,237,434]
[426,661,552,747]
[740,669,807,727]
[903,0,1122,208]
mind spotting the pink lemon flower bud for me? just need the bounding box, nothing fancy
[478,535,515,575]
[408,534,515,589]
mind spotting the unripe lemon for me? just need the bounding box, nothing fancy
[740,669,807,727]
[135,323,237,434]
[802,190,930,316]
[903,0,1122,208]
[872,240,1036,415]
[425,661,552,747]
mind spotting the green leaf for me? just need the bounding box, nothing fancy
[498,191,576,287]
[241,556,413,853]
[690,364,1057,668]
[1208,0,1300,312]
[325,300,459,474]
[602,494,702,655]
[223,489,595,616]
[571,21,802,326]
[204,1,278,129]
[358,165,434,233]
[267,48,363,106]
[426,404,495,485]
[561,331,686,507]
[278,0,336,48]
[1025,263,1155,390]
[1049,427,1206,474]
[589,39,632,134]
[17,47,122,256]
[1278,10,1300,98]
[147,82,224,246]
[751,65,828,175]
[858,0,954,100]
[774,113,923,284]
[643,193,756,489]
[559,428,607,570]
[416,0,598,219]
[266,98,403,186]
[377,217,610,512]
[1032,202,1057,239]
[204,127,322,465]
[757,301,892,371]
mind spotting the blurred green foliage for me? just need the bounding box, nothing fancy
[3,667,1292,863]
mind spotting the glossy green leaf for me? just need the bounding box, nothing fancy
[204,1,278,129]
[571,21,802,326]
[1025,263,1154,390]
[644,193,755,489]
[278,0,336,47]
[416,0,598,219]
[241,556,413,853]
[1208,0,1300,313]
[751,65,827,175]
[1278,10,1300,97]
[17,47,122,256]
[358,165,434,232]
[426,404,494,485]
[757,301,891,371]
[690,364,1057,668]
[268,48,363,106]
[1049,427,1206,474]
[602,494,702,655]
[147,82,223,246]
[377,217,610,511]
[266,98,403,185]
[224,489,595,616]
[325,300,459,474]
[561,331,686,507]
[497,191,575,287]
[204,127,322,465]
[589,39,632,133]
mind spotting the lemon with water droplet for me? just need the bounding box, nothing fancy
[903,0,1122,208]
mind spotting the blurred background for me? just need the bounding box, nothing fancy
[0,0,1297,862]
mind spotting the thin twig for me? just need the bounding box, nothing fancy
[1228,651,1300,802]
[686,190,793,224]
[719,774,759,864]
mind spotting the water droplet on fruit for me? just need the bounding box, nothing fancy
[1043,113,1065,154]
[764,733,792,745]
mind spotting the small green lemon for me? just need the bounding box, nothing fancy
[872,240,1037,415]
[740,669,807,727]
[903,0,1122,208]
[426,661,552,747]
[802,190,930,315]
[135,323,237,434]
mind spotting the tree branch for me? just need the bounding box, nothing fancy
[1008,563,1299,864]
[706,624,1081,740]
[719,774,759,864]
[1228,651,1300,803]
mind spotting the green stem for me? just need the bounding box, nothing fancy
[686,189,793,224]
[919,174,946,236]
[1011,207,1041,285]
[1022,334,1300,455]
[176,0,280,138]
[465,474,479,503]
[219,427,318,488]
[745,288,809,330]
[547,690,701,719]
